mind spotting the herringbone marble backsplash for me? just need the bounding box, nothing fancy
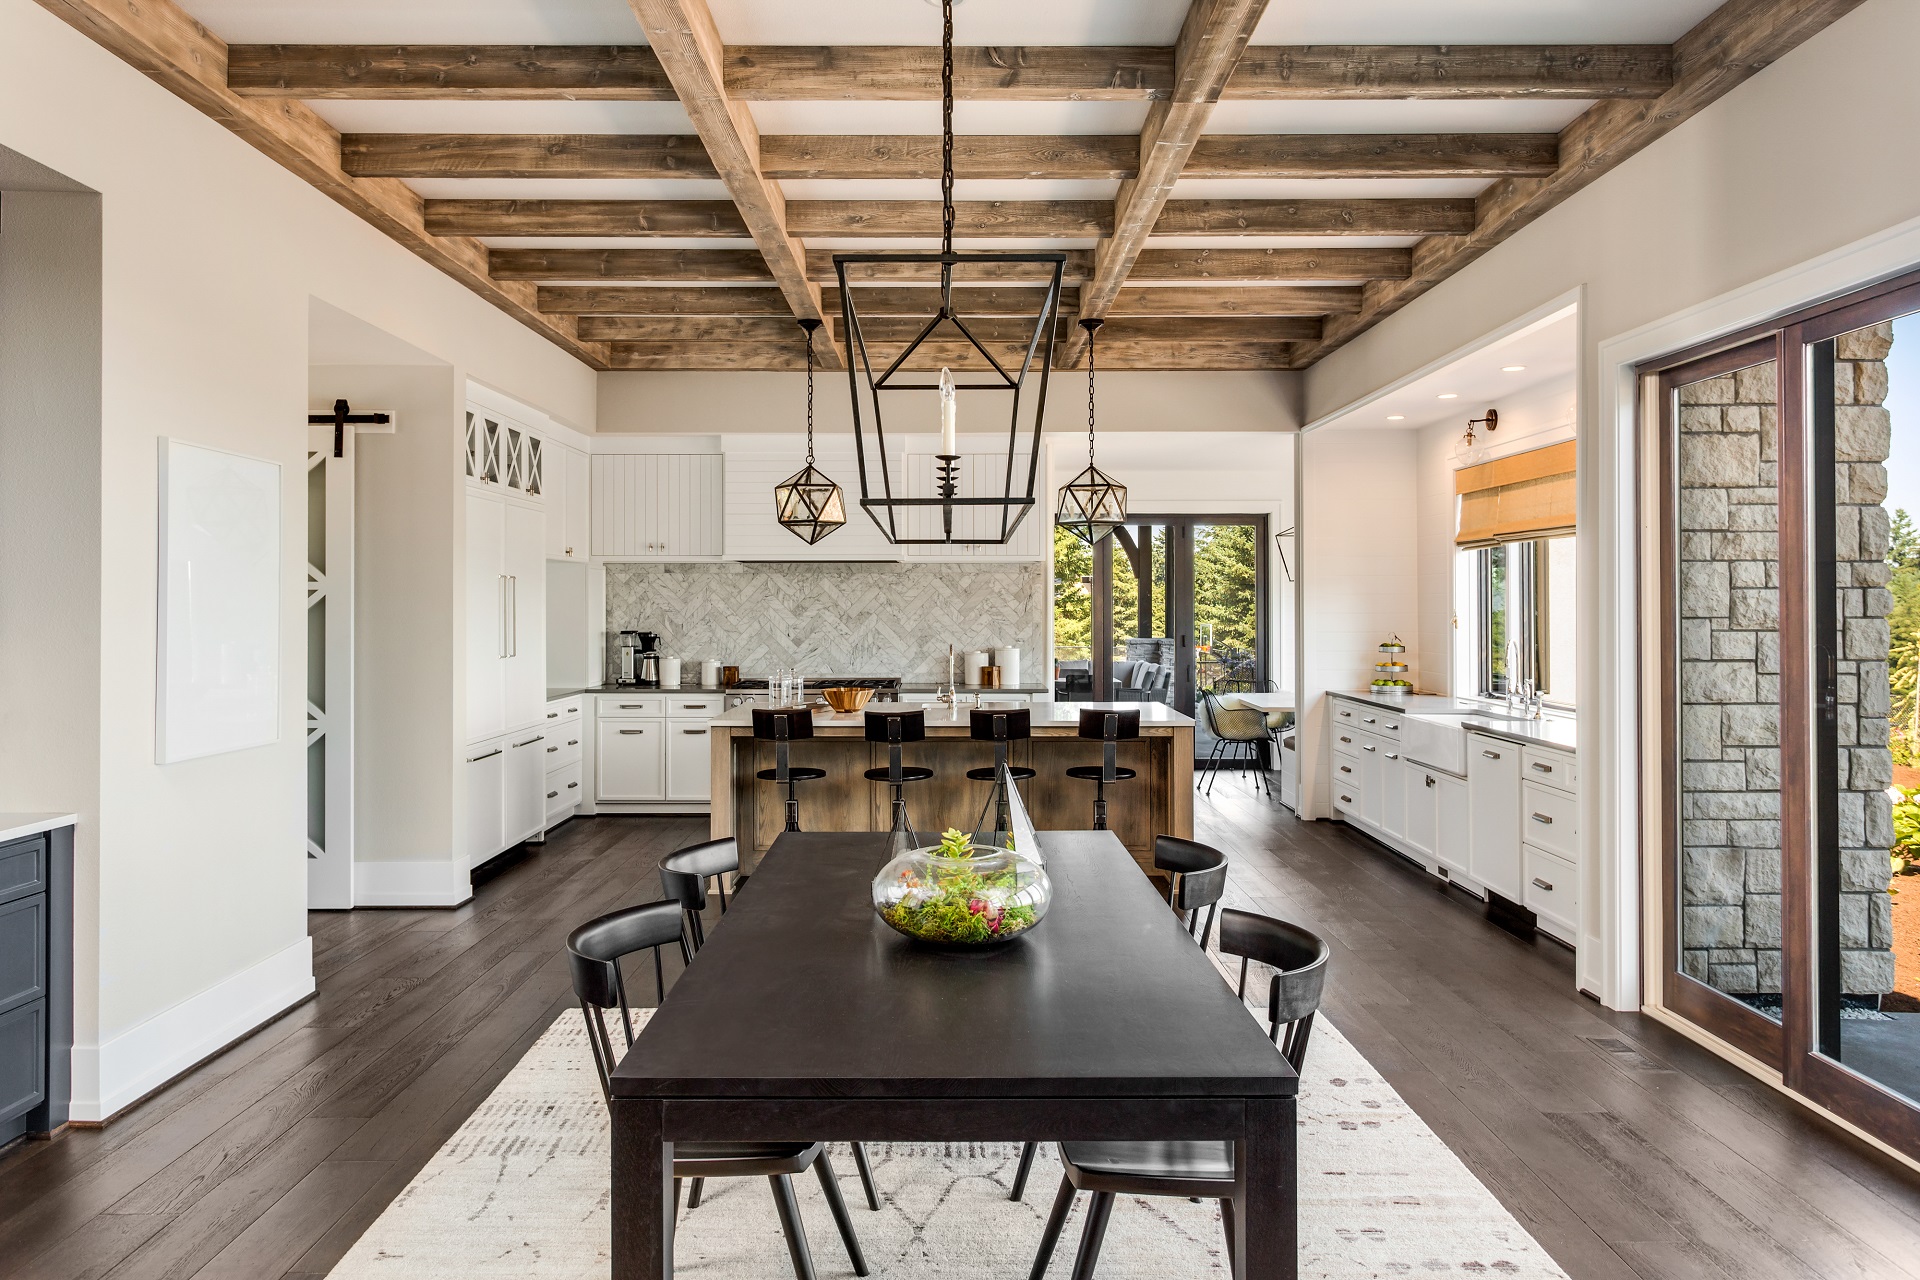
[604,561,1046,682]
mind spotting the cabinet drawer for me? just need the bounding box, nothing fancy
[1348,707,1402,741]
[1331,755,1361,788]
[0,836,46,908]
[1523,846,1578,937]
[599,694,665,719]
[1522,746,1576,795]
[543,697,582,726]
[1521,782,1577,858]
[1332,782,1363,818]
[0,894,46,1016]
[545,762,583,820]
[0,998,45,1125]
[666,695,725,720]
[1331,729,1362,760]
[597,719,665,801]
[543,730,583,771]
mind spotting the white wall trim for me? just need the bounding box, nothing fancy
[1588,210,1920,1013]
[354,857,473,908]
[70,936,314,1123]
[1302,289,1584,434]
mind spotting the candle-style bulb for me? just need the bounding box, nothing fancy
[938,367,957,457]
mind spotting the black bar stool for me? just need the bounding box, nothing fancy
[754,707,827,833]
[863,707,933,849]
[967,706,1036,845]
[1065,707,1140,830]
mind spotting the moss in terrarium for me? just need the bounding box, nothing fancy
[880,829,1039,943]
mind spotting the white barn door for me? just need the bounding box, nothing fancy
[306,425,355,908]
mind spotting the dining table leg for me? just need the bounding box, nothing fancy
[1237,1096,1298,1280]
[612,1098,674,1280]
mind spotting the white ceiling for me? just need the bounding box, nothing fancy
[1320,306,1578,433]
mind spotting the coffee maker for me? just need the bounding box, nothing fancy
[614,630,662,686]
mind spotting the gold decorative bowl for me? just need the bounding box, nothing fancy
[820,686,875,713]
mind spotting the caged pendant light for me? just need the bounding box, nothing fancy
[1054,319,1129,545]
[774,318,847,544]
[832,0,1065,545]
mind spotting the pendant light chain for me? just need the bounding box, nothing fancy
[941,0,955,256]
[1086,322,1098,465]
[805,323,816,465]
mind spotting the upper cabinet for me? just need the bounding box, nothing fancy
[545,443,591,561]
[723,437,894,562]
[899,451,1047,561]
[465,403,544,506]
[592,454,724,558]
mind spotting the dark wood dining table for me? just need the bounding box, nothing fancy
[610,830,1299,1279]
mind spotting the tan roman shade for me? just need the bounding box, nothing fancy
[1455,440,1576,547]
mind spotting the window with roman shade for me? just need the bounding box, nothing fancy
[1454,440,1576,547]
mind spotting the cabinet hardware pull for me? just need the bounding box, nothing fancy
[1339,735,1351,744]
[1531,813,1553,824]
[466,748,502,762]
[619,704,648,709]
[1531,761,1554,772]
[1385,752,1399,760]
[1363,716,1376,724]
[683,729,706,735]
[1426,776,1435,787]
[1339,765,1352,774]
[1482,749,1502,759]
[1340,794,1353,804]
[1362,744,1376,752]
[567,739,578,746]
[682,703,707,709]
[547,746,558,753]
[547,712,559,719]
[567,782,578,790]
[513,735,544,748]
[1532,877,1554,892]
[619,729,645,735]
[1385,722,1400,730]
[547,790,559,800]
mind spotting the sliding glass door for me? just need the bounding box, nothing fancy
[1053,516,1269,754]
[1651,271,1920,1157]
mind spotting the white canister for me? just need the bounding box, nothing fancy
[660,657,683,688]
[700,659,721,689]
[994,647,1021,688]
[965,650,990,687]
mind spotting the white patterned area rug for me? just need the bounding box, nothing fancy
[328,1000,1568,1279]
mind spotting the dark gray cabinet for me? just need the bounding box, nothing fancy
[0,828,70,1147]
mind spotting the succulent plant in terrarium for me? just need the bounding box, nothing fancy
[871,827,1052,947]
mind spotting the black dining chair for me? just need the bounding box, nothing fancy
[657,838,881,1214]
[1154,835,1229,949]
[567,902,870,1279]
[1007,834,1232,1205]
[1064,707,1139,830]
[1024,909,1329,1280]
[755,707,827,833]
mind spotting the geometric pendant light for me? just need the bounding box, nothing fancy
[1054,318,1129,545]
[774,318,847,544]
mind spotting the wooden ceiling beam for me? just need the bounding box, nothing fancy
[342,133,718,179]
[228,44,1674,103]
[1291,0,1868,366]
[1111,285,1362,315]
[607,338,1295,371]
[428,199,751,237]
[494,246,1386,284]
[35,0,608,369]
[624,0,838,364]
[824,286,1080,317]
[1155,198,1473,236]
[821,252,1093,285]
[490,248,775,282]
[1062,0,1274,368]
[536,285,795,314]
[1182,132,1557,179]
[571,315,1329,346]
[1128,247,1410,281]
[761,134,1137,180]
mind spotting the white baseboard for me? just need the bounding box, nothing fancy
[70,936,315,1123]
[354,857,473,907]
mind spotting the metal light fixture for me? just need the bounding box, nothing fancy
[1451,408,1497,467]
[1055,319,1128,545]
[774,319,847,544]
[832,0,1065,545]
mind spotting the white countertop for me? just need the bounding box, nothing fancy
[1331,689,1576,753]
[0,813,77,843]
[709,700,1194,730]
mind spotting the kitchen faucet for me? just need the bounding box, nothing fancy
[1504,638,1543,719]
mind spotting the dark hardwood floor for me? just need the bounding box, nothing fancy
[1,794,1917,1279]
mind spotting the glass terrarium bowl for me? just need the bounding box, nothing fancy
[872,836,1052,949]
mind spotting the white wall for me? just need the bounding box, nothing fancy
[1297,0,1920,1013]
[599,370,1302,434]
[1295,429,1419,820]
[0,0,598,1119]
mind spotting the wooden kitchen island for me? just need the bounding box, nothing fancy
[710,701,1194,875]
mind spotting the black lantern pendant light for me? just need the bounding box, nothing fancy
[832,0,1066,545]
[774,319,847,544]
[1055,319,1129,544]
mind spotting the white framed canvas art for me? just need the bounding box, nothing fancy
[157,438,282,763]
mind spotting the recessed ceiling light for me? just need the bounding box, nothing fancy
[1386,414,1406,421]
[1437,393,1459,400]
[1502,365,1527,372]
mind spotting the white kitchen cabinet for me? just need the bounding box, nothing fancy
[1521,781,1577,859]
[592,454,724,558]
[542,695,587,826]
[545,445,592,561]
[1467,732,1523,902]
[1434,772,1469,879]
[506,503,546,730]
[598,718,666,801]
[1524,847,1579,940]
[465,492,507,742]
[1379,741,1409,844]
[1356,733,1385,829]
[899,452,1047,560]
[1405,767,1438,865]
[466,404,544,503]
[546,763,583,823]
[504,730,548,846]
[463,738,505,869]
[667,722,713,801]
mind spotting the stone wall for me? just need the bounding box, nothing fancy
[1677,327,1896,999]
